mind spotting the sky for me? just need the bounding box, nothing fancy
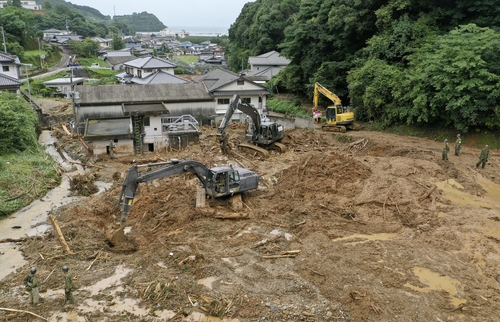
[70,0,256,33]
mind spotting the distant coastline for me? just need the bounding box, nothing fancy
[168,26,229,36]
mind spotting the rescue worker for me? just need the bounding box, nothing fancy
[62,265,73,304]
[476,145,490,169]
[442,139,449,161]
[455,134,462,156]
[109,140,116,159]
[24,267,39,305]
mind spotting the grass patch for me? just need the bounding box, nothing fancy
[0,148,60,218]
[174,56,199,64]
[336,134,353,143]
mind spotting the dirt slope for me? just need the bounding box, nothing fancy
[1,125,500,322]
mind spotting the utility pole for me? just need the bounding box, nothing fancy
[21,63,33,109]
[1,25,7,53]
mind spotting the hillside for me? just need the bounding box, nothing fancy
[40,0,166,31]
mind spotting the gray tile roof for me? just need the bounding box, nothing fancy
[0,73,22,87]
[193,68,240,91]
[248,50,290,66]
[193,68,268,93]
[75,83,212,105]
[130,71,190,85]
[85,118,132,138]
[0,51,20,64]
[124,57,177,69]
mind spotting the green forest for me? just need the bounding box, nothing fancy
[227,0,500,132]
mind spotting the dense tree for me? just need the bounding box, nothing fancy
[226,0,299,72]
[112,34,125,50]
[0,93,39,154]
[68,39,99,58]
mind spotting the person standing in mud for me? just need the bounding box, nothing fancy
[62,265,73,304]
[476,145,490,169]
[442,139,449,160]
[455,134,462,156]
[24,267,39,305]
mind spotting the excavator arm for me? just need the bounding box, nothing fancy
[313,82,342,109]
[217,95,262,154]
[117,159,209,227]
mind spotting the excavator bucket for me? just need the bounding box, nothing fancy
[107,227,126,246]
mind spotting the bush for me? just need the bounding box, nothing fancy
[0,93,39,155]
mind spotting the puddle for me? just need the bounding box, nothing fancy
[0,130,112,282]
[404,267,467,307]
[333,233,397,244]
[435,179,492,208]
[81,265,132,296]
[0,243,27,280]
[198,276,218,290]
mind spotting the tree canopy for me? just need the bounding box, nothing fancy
[228,0,500,131]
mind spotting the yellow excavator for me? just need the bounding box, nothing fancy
[313,82,356,132]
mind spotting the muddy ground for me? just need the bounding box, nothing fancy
[1,101,500,321]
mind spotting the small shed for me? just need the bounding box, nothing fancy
[43,77,85,94]
[84,118,134,156]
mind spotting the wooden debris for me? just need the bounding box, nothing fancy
[214,213,249,220]
[62,124,71,135]
[419,184,437,201]
[48,215,71,254]
[302,311,315,317]
[251,235,280,248]
[87,251,101,271]
[262,254,296,259]
[68,160,103,168]
[79,138,90,151]
[43,269,55,283]
[0,308,48,321]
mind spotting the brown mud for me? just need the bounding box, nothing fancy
[1,120,500,321]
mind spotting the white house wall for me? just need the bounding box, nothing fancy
[0,63,20,79]
[143,116,163,144]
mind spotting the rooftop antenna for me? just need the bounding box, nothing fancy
[113,5,116,18]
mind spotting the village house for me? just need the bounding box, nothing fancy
[193,69,270,123]
[0,0,40,9]
[74,83,214,156]
[101,50,135,70]
[0,51,22,93]
[246,50,291,80]
[115,56,180,84]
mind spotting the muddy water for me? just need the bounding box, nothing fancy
[404,267,467,307]
[50,266,239,321]
[0,131,112,280]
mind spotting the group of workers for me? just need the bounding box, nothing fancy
[442,134,490,168]
[24,265,73,306]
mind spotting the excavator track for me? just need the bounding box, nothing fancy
[269,142,287,153]
[322,124,347,132]
[238,143,270,158]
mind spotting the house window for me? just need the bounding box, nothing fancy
[137,70,142,78]
[2,66,9,72]
[145,69,152,73]
[242,98,251,104]
[143,116,150,126]
[237,80,244,85]
[125,67,131,74]
[217,98,230,105]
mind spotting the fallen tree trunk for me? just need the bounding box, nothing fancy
[48,215,71,254]
[0,308,47,321]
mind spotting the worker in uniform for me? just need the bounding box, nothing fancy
[62,265,73,304]
[476,145,490,169]
[442,139,449,160]
[24,267,39,305]
[455,134,462,156]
